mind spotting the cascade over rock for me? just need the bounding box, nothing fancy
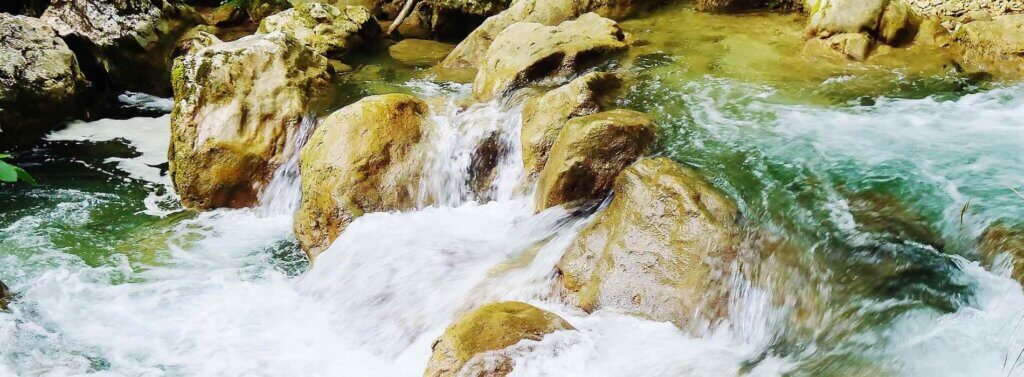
[520,72,621,178]
[472,13,628,101]
[258,2,381,60]
[424,301,575,377]
[0,14,88,148]
[952,14,1024,79]
[557,157,741,328]
[169,32,331,210]
[41,0,199,96]
[979,223,1024,284]
[534,109,655,211]
[441,0,656,69]
[294,94,431,258]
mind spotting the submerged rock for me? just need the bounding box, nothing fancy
[388,39,455,67]
[696,0,802,12]
[258,2,380,59]
[521,72,621,177]
[979,223,1024,283]
[441,0,656,69]
[425,301,574,377]
[0,14,88,148]
[952,14,1024,79]
[0,278,10,310]
[535,109,655,211]
[557,157,740,328]
[169,32,331,210]
[294,94,430,258]
[472,13,628,101]
[41,0,199,96]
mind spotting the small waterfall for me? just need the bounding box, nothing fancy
[257,116,319,216]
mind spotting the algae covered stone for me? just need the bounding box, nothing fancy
[557,157,740,328]
[425,301,574,377]
[294,94,430,258]
[389,39,455,67]
[472,13,628,101]
[0,14,88,148]
[258,2,381,59]
[520,72,621,177]
[41,0,198,95]
[952,14,1024,79]
[535,109,655,211]
[979,223,1024,283]
[169,32,331,210]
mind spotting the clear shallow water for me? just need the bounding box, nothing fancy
[2,10,1024,376]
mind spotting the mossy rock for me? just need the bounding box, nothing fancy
[557,157,740,328]
[804,0,920,47]
[425,301,574,377]
[472,13,628,101]
[979,223,1024,283]
[534,109,655,211]
[294,93,431,258]
[952,14,1024,80]
[520,72,621,178]
[169,32,331,210]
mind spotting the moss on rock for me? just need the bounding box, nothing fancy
[258,2,380,59]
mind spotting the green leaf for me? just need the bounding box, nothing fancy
[0,153,10,159]
[0,161,17,182]
[15,166,36,185]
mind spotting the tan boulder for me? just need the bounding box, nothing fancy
[425,301,574,377]
[520,72,621,177]
[169,32,331,209]
[952,14,1024,79]
[557,157,740,328]
[294,94,430,258]
[804,0,920,53]
[979,223,1024,283]
[535,109,655,211]
[804,32,875,61]
[441,0,655,69]
[472,13,628,101]
[258,2,380,59]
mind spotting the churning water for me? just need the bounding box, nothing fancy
[1,75,1023,376]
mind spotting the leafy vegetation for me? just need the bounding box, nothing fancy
[0,154,35,185]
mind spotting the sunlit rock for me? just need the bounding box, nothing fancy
[952,14,1024,79]
[0,14,88,148]
[803,0,920,61]
[980,223,1024,283]
[41,0,198,96]
[425,301,574,377]
[557,157,740,328]
[169,32,331,210]
[535,109,655,211]
[258,2,380,59]
[172,26,222,60]
[389,39,455,67]
[441,0,655,69]
[472,13,628,101]
[294,94,430,258]
[803,32,875,61]
[520,72,621,178]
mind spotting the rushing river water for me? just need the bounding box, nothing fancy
[2,6,1024,377]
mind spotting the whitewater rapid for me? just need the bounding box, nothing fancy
[1,82,1023,376]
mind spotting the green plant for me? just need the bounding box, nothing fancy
[0,154,36,185]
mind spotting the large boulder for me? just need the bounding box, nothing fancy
[472,13,628,101]
[41,0,199,96]
[0,14,88,148]
[169,32,331,209]
[952,14,1024,79]
[534,109,655,211]
[258,2,380,60]
[425,301,574,377]
[556,157,740,328]
[520,72,621,178]
[803,0,920,60]
[441,0,655,69]
[294,94,430,258]
[979,223,1024,283]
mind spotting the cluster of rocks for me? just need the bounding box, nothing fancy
[907,0,1023,28]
